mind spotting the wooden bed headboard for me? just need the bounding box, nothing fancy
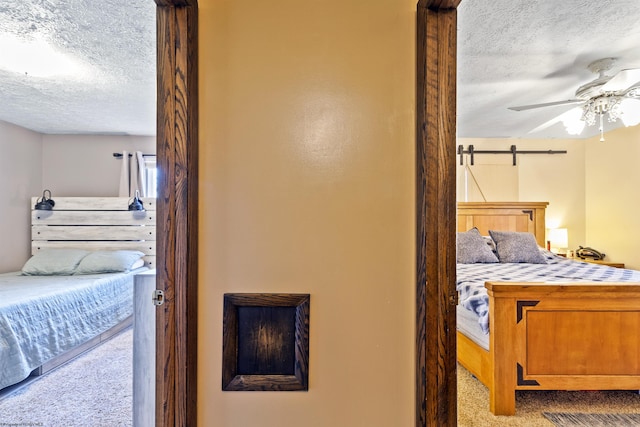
[31,197,156,268]
[457,202,548,247]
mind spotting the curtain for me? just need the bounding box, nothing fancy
[118,151,147,197]
[118,151,130,197]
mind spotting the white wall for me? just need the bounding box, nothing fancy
[0,121,43,272]
[0,122,156,272]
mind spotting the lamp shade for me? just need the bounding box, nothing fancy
[548,228,568,249]
[34,189,55,210]
[128,190,145,211]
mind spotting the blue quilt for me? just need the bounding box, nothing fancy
[0,270,143,390]
[457,251,640,334]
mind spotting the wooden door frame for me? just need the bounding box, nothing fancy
[153,0,460,425]
[416,1,460,426]
[154,1,199,426]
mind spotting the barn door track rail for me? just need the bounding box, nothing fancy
[458,145,567,166]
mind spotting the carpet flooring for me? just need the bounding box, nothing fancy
[458,364,640,426]
[0,328,132,427]
[1,331,638,427]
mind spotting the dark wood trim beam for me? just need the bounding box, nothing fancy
[156,0,195,7]
[174,4,199,426]
[416,2,459,426]
[155,0,198,426]
[155,5,177,425]
[418,0,462,10]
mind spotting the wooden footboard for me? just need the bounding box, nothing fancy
[480,282,640,415]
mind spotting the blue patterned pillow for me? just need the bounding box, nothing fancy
[457,228,499,264]
[488,230,547,264]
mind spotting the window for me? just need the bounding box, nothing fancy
[144,157,157,198]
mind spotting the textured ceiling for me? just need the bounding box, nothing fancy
[0,0,156,135]
[1,1,639,138]
[457,0,640,139]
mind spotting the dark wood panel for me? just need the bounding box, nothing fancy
[237,307,296,375]
[222,294,310,392]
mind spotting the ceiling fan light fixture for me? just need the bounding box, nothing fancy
[511,59,640,138]
[582,108,596,127]
[564,120,586,136]
[620,99,640,127]
[561,107,586,135]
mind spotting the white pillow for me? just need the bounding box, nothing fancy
[21,249,89,276]
[74,250,145,274]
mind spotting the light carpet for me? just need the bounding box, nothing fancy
[458,364,640,426]
[0,328,132,427]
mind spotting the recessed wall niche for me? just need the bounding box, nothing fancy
[222,293,310,391]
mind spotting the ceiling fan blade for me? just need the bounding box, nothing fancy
[508,99,583,111]
[529,107,585,135]
[528,114,563,134]
[601,68,640,92]
[528,106,585,135]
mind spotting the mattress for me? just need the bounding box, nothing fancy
[457,252,640,334]
[456,304,489,351]
[0,268,145,390]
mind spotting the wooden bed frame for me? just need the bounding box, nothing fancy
[457,201,640,415]
[25,197,155,380]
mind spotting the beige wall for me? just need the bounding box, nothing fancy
[458,124,640,269]
[198,0,415,425]
[457,137,587,251]
[0,120,42,272]
[585,125,640,269]
[42,134,155,196]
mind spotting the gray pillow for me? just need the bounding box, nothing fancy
[488,230,547,264]
[482,235,497,253]
[457,228,499,264]
[74,250,145,274]
[21,249,89,276]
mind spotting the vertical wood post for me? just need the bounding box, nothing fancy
[416,1,460,425]
[155,0,198,426]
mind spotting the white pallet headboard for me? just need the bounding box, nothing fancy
[31,197,156,268]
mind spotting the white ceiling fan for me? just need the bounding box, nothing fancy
[509,58,640,141]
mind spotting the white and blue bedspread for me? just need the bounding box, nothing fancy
[0,270,143,390]
[457,253,640,334]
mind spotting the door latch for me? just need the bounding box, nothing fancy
[152,289,165,306]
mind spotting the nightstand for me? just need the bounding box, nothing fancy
[133,270,156,427]
[570,258,625,268]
